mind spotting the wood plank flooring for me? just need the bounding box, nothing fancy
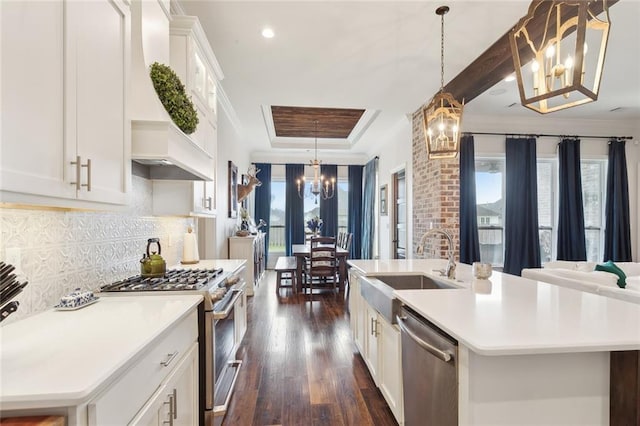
[222,271,398,426]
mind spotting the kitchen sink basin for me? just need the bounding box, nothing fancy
[370,274,460,290]
[360,274,463,324]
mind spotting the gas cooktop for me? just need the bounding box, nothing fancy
[100,268,225,292]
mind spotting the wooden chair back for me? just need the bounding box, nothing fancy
[309,236,338,278]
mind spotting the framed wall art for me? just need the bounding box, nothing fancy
[228,161,238,218]
[241,174,249,210]
[380,184,388,216]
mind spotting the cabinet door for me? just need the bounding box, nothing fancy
[349,273,366,354]
[364,304,379,381]
[378,316,404,424]
[0,1,73,199]
[130,342,199,426]
[67,0,129,204]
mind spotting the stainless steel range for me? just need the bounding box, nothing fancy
[99,265,246,426]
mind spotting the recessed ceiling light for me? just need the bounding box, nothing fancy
[262,28,274,39]
[488,88,507,96]
[504,74,516,82]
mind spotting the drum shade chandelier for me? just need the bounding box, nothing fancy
[422,5,464,160]
[509,0,611,114]
[297,120,335,204]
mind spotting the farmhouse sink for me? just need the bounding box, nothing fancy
[371,274,461,291]
[360,274,463,324]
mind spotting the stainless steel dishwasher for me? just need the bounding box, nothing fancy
[397,305,458,426]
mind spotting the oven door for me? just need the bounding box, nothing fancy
[212,288,243,418]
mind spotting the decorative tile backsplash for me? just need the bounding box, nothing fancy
[1,176,194,322]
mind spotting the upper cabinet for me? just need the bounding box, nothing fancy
[1,0,131,208]
[170,15,223,159]
[144,15,224,218]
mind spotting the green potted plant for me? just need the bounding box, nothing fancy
[149,62,199,135]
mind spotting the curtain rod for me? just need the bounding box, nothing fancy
[464,131,633,140]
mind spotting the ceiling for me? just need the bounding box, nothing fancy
[178,1,640,158]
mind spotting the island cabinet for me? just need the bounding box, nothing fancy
[348,270,404,425]
[0,0,130,208]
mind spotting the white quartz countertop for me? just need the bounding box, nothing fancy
[0,295,202,409]
[348,259,640,355]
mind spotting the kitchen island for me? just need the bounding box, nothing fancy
[348,259,640,425]
[0,295,202,425]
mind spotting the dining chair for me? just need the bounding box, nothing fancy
[305,236,338,296]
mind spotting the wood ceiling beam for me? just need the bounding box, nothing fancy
[443,0,619,104]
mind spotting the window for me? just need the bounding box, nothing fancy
[337,180,348,234]
[269,179,286,253]
[475,159,505,266]
[475,156,606,267]
[582,160,606,262]
[537,160,554,263]
[266,165,349,257]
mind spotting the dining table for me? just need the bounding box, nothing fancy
[291,243,349,292]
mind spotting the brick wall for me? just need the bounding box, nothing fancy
[412,107,460,259]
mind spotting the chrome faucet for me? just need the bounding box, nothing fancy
[416,229,456,279]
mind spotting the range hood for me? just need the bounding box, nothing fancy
[130,0,213,181]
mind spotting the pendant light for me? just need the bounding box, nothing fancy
[509,0,611,114]
[422,5,464,160]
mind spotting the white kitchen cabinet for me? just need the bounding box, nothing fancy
[349,270,404,424]
[364,303,380,381]
[378,313,404,423]
[152,180,216,217]
[0,0,130,207]
[349,271,366,354]
[87,308,198,425]
[170,15,222,157]
[142,15,223,213]
[129,342,199,426]
[228,233,265,296]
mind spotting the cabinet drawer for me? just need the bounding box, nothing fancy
[87,310,198,425]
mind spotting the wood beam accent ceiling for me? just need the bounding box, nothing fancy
[271,106,365,139]
[444,0,619,104]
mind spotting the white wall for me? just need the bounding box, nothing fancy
[214,105,252,259]
[366,115,413,260]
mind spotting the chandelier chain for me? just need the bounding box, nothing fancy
[440,10,445,92]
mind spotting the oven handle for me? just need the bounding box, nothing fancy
[213,360,242,416]
[212,289,243,320]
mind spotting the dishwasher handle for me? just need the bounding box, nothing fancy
[396,315,453,363]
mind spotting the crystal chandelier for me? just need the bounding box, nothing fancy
[509,0,611,114]
[297,120,335,204]
[422,5,464,160]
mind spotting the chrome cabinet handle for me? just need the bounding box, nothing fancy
[396,315,452,362]
[163,391,174,425]
[160,351,179,367]
[172,388,177,420]
[70,156,91,191]
[205,196,212,210]
[370,317,374,336]
[82,158,91,191]
[70,156,81,190]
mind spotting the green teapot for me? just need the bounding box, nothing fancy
[140,238,166,278]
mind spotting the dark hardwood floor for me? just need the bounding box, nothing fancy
[222,271,398,426]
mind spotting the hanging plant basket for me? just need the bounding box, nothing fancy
[149,62,199,135]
